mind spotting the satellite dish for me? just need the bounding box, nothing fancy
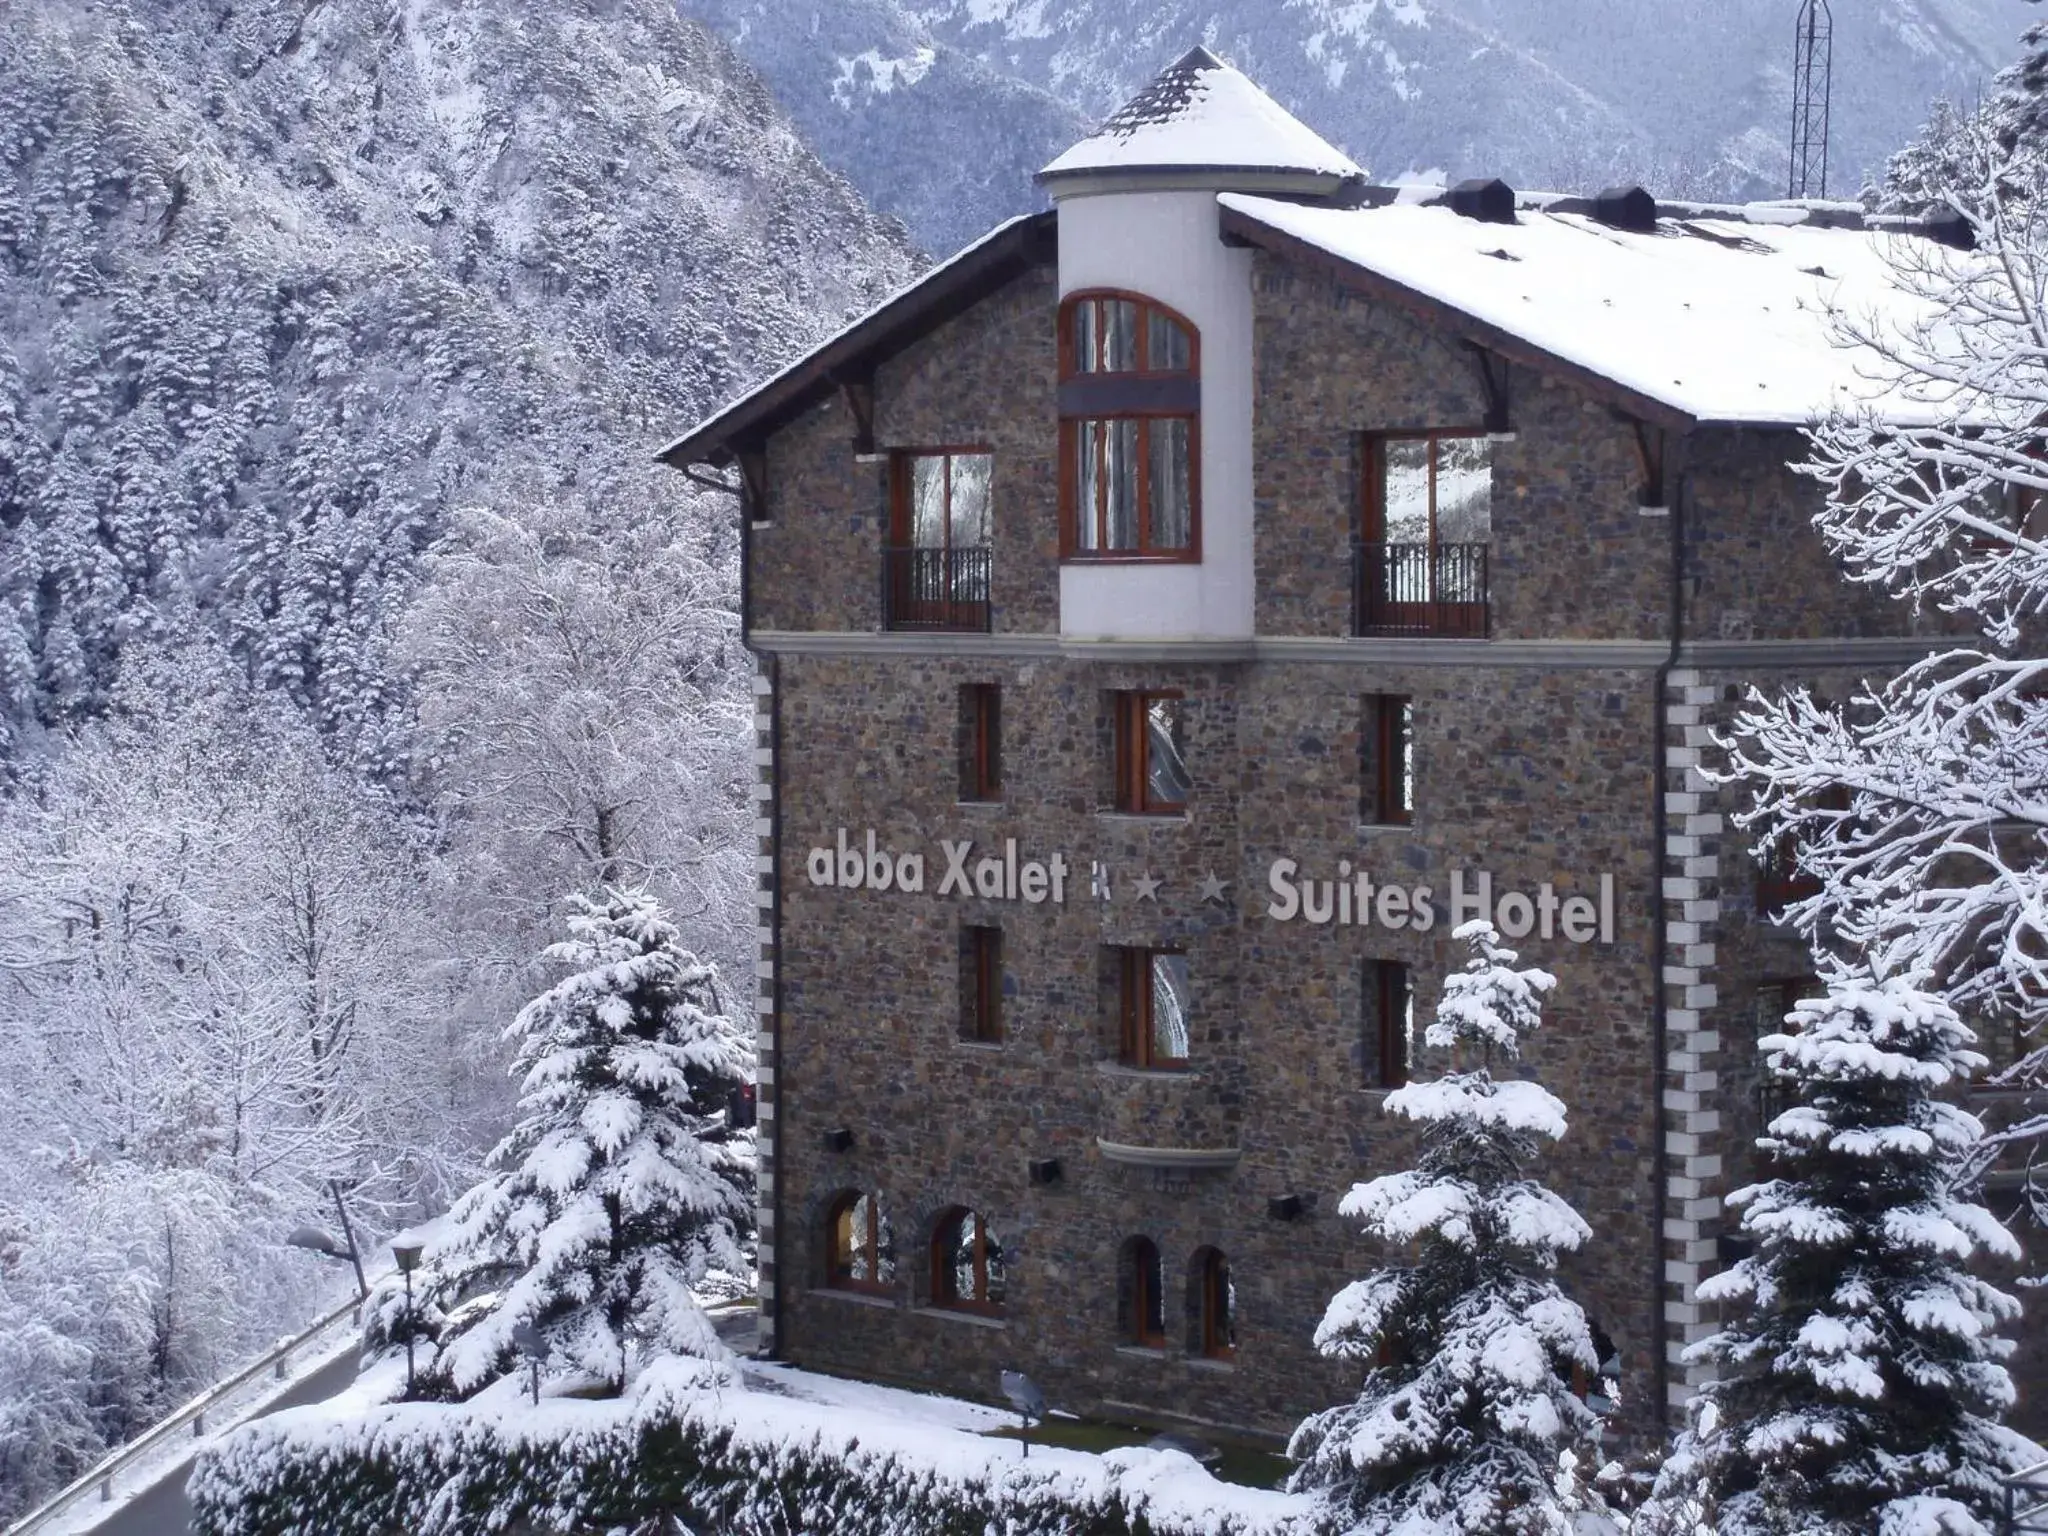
[1000,1369,1045,1423]
[999,1369,1046,1458]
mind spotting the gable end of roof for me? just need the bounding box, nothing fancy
[658,212,1058,471]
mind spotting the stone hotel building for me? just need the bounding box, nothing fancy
[662,48,2035,1443]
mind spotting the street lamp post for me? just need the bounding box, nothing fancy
[392,1240,425,1396]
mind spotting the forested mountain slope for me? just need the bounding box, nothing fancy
[0,0,916,768]
[0,0,914,1515]
[685,0,2026,254]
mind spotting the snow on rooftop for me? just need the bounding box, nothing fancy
[1041,46,1362,182]
[1220,192,1970,428]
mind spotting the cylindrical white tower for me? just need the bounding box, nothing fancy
[1037,46,1363,643]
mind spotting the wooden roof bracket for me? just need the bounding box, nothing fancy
[736,446,768,524]
[835,372,878,459]
[1469,344,1513,438]
[679,465,741,498]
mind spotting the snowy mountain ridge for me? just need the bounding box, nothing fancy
[683,0,2033,254]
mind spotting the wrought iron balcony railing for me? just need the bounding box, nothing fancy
[881,546,992,633]
[1352,540,1490,639]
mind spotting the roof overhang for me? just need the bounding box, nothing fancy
[1217,200,1699,433]
[658,211,1059,471]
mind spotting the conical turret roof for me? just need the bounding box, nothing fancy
[1038,45,1361,188]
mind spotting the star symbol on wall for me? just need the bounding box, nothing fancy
[1131,872,1162,902]
[1197,872,1229,905]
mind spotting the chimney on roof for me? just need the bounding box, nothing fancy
[1592,185,1657,234]
[1447,178,1515,225]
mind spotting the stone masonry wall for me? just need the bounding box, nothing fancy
[748,265,1059,636]
[768,649,1663,1438]
[1250,251,1668,643]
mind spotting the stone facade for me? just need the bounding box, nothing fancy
[737,234,2041,1445]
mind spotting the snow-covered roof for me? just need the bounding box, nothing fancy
[1218,193,1962,428]
[1039,46,1361,186]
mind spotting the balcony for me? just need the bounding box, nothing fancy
[881,546,991,633]
[1353,540,1490,639]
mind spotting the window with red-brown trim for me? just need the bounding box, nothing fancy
[1113,690,1189,815]
[931,1207,1005,1314]
[1366,960,1413,1089]
[959,925,1002,1044]
[1362,694,1413,825]
[959,683,1001,802]
[825,1190,896,1294]
[1123,1235,1167,1348]
[1058,292,1200,561]
[1118,947,1191,1070]
[1756,785,1851,918]
[1193,1246,1236,1360]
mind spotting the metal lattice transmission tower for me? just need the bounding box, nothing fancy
[1788,0,1833,197]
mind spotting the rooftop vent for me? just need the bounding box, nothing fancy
[1447,177,1515,225]
[1921,206,1975,251]
[1593,184,1657,234]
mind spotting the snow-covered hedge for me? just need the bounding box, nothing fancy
[188,1358,1311,1536]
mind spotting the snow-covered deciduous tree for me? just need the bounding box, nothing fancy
[1289,920,1605,1536]
[401,488,753,981]
[428,890,752,1396]
[1641,974,2033,1536]
[1727,100,2048,1216]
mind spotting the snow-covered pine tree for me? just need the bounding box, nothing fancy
[1289,920,1605,1536]
[430,890,752,1395]
[1642,973,2031,1536]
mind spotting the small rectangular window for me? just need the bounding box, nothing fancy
[960,684,1001,802]
[1119,947,1190,1069]
[1113,690,1190,815]
[960,926,1002,1044]
[1366,960,1412,1089]
[1362,694,1413,825]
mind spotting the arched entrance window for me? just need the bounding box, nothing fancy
[931,1207,1006,1314]
[825,1191,895,1294]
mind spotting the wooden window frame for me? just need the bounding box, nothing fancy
[1359,430,1493,634]
[1197,1248,1235,1361]
[1756,785,1850,917]
[1119,947,1190,1071]
[1360,429,1493,546]
[1128,1236,1167,1349]
[826,1191,892,1296]
[1364,694,1413,826]
[960,925,1002,1044]
[888,447,994,551]
[931,1207,1003,1316]
[1058,291,1202,563]
[1368,960,1412,1090]
[1113,690,1188,816]
[960,683,1001,802]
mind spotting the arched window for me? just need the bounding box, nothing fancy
[1058,291,1199,561]
[931,1206,1006,1314]
[1120,1236,1167,1348]
[1190,1246,1235,1360]
[825,1191,896,1294]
